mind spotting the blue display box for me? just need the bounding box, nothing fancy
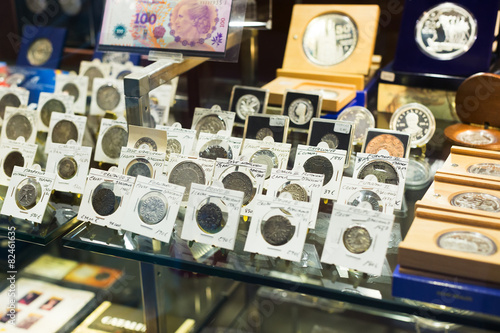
[16,26,67,69]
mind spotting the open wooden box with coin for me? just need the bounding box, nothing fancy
[261,4,380,112]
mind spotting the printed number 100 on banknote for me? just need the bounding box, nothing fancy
[100,0,233,55]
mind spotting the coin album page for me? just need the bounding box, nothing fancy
[321,203,395,276]
[89,77,125,116]
[243,195,313,262]
[362,128,411,159]
[36,92,75,132]
[1,107,37,144]
[294,144,347,200]
[1,166,56,224]
[77,168,135,230]
[281,90,322,130]
[149,84,173,126]
[307,119,354,166]
[45,145,92,193]
[94,118,128,164]
[213,158,266,217]
[54,74,89,115]
[117,147,165,179]
[353,153,409,209]
[243,114,289,143]
[191,107,236,135]
[0,87,30,126]
[267,168,323,228]
[45,112,87,151]
[121,175,185,244]
[181,183,244,250]
[156,125,197,157]
[229,85,270,122]
[196,132,243,161]
[0,141,37,186]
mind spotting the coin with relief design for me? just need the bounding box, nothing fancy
[168,161,206,201]
[365,134,405,157]
[347,190,383,211]
[338,106,375,145]
[357,160,399,185]
[321,133,340,149]
[438,231,497,255]
[101,126,128,159]
[83,67,104,92]
[41,99,66,127]
[96,84,121,111]
[199,140,232,160]
[138,191,168,225]
[0,93,21,120]
[27,38,53,66]
[450,192,500,212]
[222,171,254,205]
[343,225,372,254]
[250,149,279,179]
[261,215,295,246]
[256,127,274,140]
[57,156,78,180]
[91,183,119,216]
[196,202,225,234]
[125,158,153,178]
[236,94,260,120]
[51,120,78,144]
[16,181,40,210]
[134,137,157,151]
[278,183,309,202]
[62,82,80,102]
[390,103,435,147]
[195,114,226,134]
[468,163,500,177]
[288,98,314,125]
[166,138,182,159]
[303,155,333,185]
[6,114,32,141]
[456,130,496,145]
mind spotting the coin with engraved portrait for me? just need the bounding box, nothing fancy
[101,126,128,159]
[3,151,24,178]
[302,13,358,66]
[0,93,21,120]
[222,171,254,205]
[168,161,206,201]
[278,183,309,202]
[468,163,500,177]
[51,120,78,144]
[62,82,80,102]
[365,134,405,157]
[57,156,78,180]
[199,140,232,160]
[236,94,260,120]
[261,215,295,246]
[138,192,168,225]
[357,160,399,185]
[83,67,104,92]
[250,149,279,179]
[195,114,226,134]
[450,192,500,212]
[390,103,436,147]
[134,137,157,151]
[16,182,38,210]
[6,114,32,141]
[255,127,274,141]
[415,3,477,60]
[196,202,224,234]
[303,155,333,185]
[321,133,340,149]
[91,183,119,216]
[437,231,497,256]
[288,98,314,125]
[337,106,375,145]
[41,99,66,127]
[456,130,496,145]
[27,38,53,66]
[125,158,153,178]
[347,190,383,212]
[166,138,182,158]
[96,84,121,111]
[343,226,372,254]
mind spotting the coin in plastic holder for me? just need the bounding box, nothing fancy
[83,67,104,92]
[57,156,78,180]
[365,134,405,157]
[125,158,153,178]
[199,140,233,160]
[101,126,128,159]
[91,182,121,216]
[405,158,432,190]
[51,120,78,144]
[62,82,80,102]
[221,170,254,205]
[347,190,383,212]
[357,160,399,185]
[138,191,168,225]
[415,3,477,61]
[467,163,500,177]
[260,213,295,246]
[96,84,121,111]
[27,38,53,66]
[343,225,372,254]
[277,182,309,202]
[320,133,340,149]
[288,98,314,126]
[41,99,66,127]
[0,93,21,120]
[450,192,500,213]
[15,178,42,210]
[302,13,358,66]
[250,149,279,179]
[134,137,158,151]
[166,138,182,159]
[3,151,25,178]
[236,94,260,120]
[256,127,274,141]
[195,114,226,135]
[303,155,333,185]
[338,107,375,145]
[168,161,206,201]
[195,198,227,234]
[390,103,436,147]
[437,231,497,256]
[6,114,32,141]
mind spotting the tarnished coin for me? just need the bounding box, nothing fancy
[62,82,80,102]
[347,190,383,211]
[357,160,399,185]
[456,130,496,145]
[321,133,340,149]
[343,226,372,254]
[101,126,128,159]
[338,106,375,145]
[468,163,500,177]
[236,94,260,120]
[83,67,104,92]
[278,183,309,202]
[303,155,333,185]
[196,202,224,234]
[255,127,274,140]
[3,151,24,177]
[261,215,295,246]
[51,120,78,144]
[91,185,118,216]
[450,192,500,212]
[222,171,254,205]
[27,38,53,66]
[195,114,226,134]
[166,138,182,158]
[96,84,121,111]
[288,98,314,125]
[41,98,66,127]
[6,114,32,141]
[365,134,405,157]
[302,13,358,66]
[250,149,279,179]
[0,93,21,120]
[134,137,157,151]
[199,140,232,160]
[138,192,168,225]
[57,156,78,180]
[126,158,153,178]
[16,183,38,210]
[168,161,206,201]
[438,231,497,256]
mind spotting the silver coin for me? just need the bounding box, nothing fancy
[16,183,38,210]
[3,151,24,178]
[415,3,477,60]
[96,84,121,111]
[126,158,153,178]
[51,119,78,144]
[302,13,358,66]
[138,192,168,225]
[6,114,32,141]
[62,82,80,102]
[278,183,309,202]
[101,126,128,159]
[236,94,260,120]
[437,231,497,256]
[166,138,182,159]
[59,0,82,15]
[168,161,206,201]
[91,183,119,216]
[456,130,496,145]
[0,93,21,120]
[390,103,436,146]
[250,149,279,179]
[255,127,274,140]
[199,140,232,160]
[83,67,104,92]
[468,163,500,177]
[26,0,48,14]
[57,156,78,180]
[222,171,254,205]
[338,106,375,145]
[40,98,66,127]
[343,226,372,254]
[195,114,226,134]
[288,98,314,125]
[134,137,158,151]
[196,202,225,234]
[321,133,340,149]
[357,160,399,185]
[261,215,295,246]
[347,190,383,211]
[450,192,500,212]
[27,38,53,66]
[303,155,333,185]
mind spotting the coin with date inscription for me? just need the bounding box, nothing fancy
[261,215,295,246]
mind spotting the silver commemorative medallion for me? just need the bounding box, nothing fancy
[357,160,399,185]
[302,13,358,66]
[40,98,66,127]
[347,190,383,211]
[338,106,375,145]
[27,38,53,66]
[390,103,436,147]
[250,149,279,179]
[83,67,104,92]
[288,98,314,125]
[134,137,158,151]
[51,120,78,144]
[0,93,21,120]
[3,151,24,178]
[6,114,32,141]
[255,127,274,141]
[96,84,121,111]
[450,192,500,212]
[62,82,80,102]
[138,192,168,225]
[126,158,153,178]
[222,171,254,205]
[457,130,496,145]
[57,156,78,180]
[415,3,477,60]
[438,231,497,256]
[278,183,309,202]
[303,155,333,185]
[101,126,128,159]
[468,163,500,177]
[343,226,372,254]
[321,133,340,149]
[261,215,295,246]
[236,94,260,120]
[16,182,38,210]
[196,202,224,234]
[168,161,206,201]
[195,114,226,134]
[199,140,233,160]
[91,183,119,216]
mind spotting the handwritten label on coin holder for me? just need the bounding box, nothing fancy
[338,177,399,215]
[243,114,290,143]
[293,144,347,200]
[244,195,313,262]
[121,175,185,244]
[46,145,92,194]
[77,168,135,230]
[1,107,37,144]
[156,125,197,157]
[127,125,167,153]
[229,86,270,122]
[353,153,409,210]
[321,203,394,276]
[362,128,411,159]
[181,183,244,250]
[0,141,37,186]
[55,74,89,115]
[45,113,87,151]
[0,87,30,126]
[213,158,266,217]
[94,118,128,164]
[149,84,173,126]
[36,92,75,132]
[195,132,243,161]
[1,166,56,224]
[267,168,324,229]
[191,107,235,135]
[90,77,125,116]
[307,118,354,167]
[118,147,165,179]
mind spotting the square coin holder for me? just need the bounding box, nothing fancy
[195,132,242,161]
[243,114,289,143]
[281,90,322,130]
[46,144,92,194]
[94,118,129,165]
[127,124,167,153]
[118,147,165,180]
[307,118,354,166]
[45,113,87,151]
[1,107,37,144]
[362,128,411,159]
[0,141,37,186]
[156,125,197,157]
[0,87,30,126]
[54,74,89,115]
[36,92,75,132]
[191,106,235,136]
[229,85,270,122]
